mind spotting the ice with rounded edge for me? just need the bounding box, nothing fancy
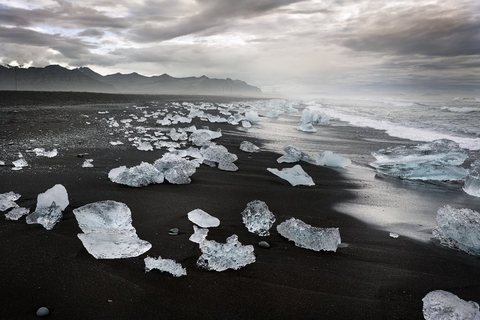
[188,209,220,228]
[189,225,209,243]
[267,165,315,186]
[277,145,316,164]
[73,200,152,259]
[240,141,260,153]
[463,160,480,197]
[244,110,259,122]
[5,207,30,220]
[144,256,187,277]
[36,184,69,211]
[299,122,316,132]
[33,148,58,158]
[316,151,351,167]
[0,191,21,211]
[241,200,276,236]
[422,290,480,320]
[300,106,330,125]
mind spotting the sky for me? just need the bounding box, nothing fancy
[0,0,479,98]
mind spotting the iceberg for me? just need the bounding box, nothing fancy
[73,200,152,259]
[109,162,164,187]
[5,207,30,220]
[277,145,316,164]
[370,139,468,181]
[187,209,220,228]
[26,202,63,230]
[316,151,351,167]
[189,225,209,243]
[240,200,276,236]
[422,290,480,320]
[240,141,260,153]
[433,205,480,256]
[144,256,187,277]
[300,106,330,125]
[267,165,315,186]
[196,235,256,272]
[0,191,21,211]
[277,218,341,252]
[463,160,480,197]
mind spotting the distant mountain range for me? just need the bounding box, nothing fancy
[0,64,262,96]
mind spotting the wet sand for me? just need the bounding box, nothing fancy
[0,91,479,319]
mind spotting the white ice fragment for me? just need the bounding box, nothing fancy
[108,162,164,187]
[189,225,209,243]
[5,207,30,220]
[12,157,28,170]
[200,144,238,171]
[370,139,468,181]
[241,200,276,236]
[463,160,480,197]
[153,153,197,184]
[389,232,399,238]
[277,218,341,252]
[422,290,480,320]
[144,256,187,277]
[240,141,260,153]
[299,122,316,132]
[277,145,316,164]
[433,205,480,256]
[33,148,58,158]
[241,120,252,128]
[36,184,69,211]
[244,110,259,122]
[0,160,4,165]
[26,202,62,230]
[82,159,94,168]
[0,191,21,211]
[316,151,351,167]
[196,235,256,272]
[300,106,330,125]
[110,141,124,146]
[267,165,315,186]
[73,200,152,259]
[188,209,220,228]
[136,141,153,151]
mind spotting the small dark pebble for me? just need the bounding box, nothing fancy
[258,241,270,249]
[169,228,179,236]
[36,307,49,317]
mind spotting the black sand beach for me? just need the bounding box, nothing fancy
[1,91,479,319]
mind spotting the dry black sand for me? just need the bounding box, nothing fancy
[0,91,479,319]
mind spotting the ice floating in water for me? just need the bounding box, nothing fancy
[267,165,315,186]
[241,200,276,236]
[144,256,187,277]
[316,151,351,167]
[300,106,330,125]
[187,209,220,228]
[33,148,57,158]
[299,122,316,132]
[239,141,260,153]
[196,235,255,272]
[73,200,152,259]
[109,162,164,187]
[433,205,480,256]
[422,290,480,320]
[82,159,94,168]
[26,184,69,230]
[189,225,209,243]
[370,139,468,181]
[277,145,316,164]
[200,144,238,171]
[277,218,341,252]
[463,160,480,197]
[0,191,21,211]
[5,207,30,220]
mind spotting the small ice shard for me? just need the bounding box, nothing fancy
[144,256,187,277]
[277,145,316,164]
[12,157,28,170]
[189,129,222,146]
[422,290,480,320]
[463,160,480,197]
[300,106,330,125]
[0,191,21,211]
[189,225,209,243]
[153,153,197,184]
[200,144,238,171]
[26,202,62,230]
[267,165,315,186]
[241,120,252,128]
[299,122,316,132]
[169,128,188,141]
[277,218,341,252]
[244,110,259,122]
[389,232,399,238]
[196,235,256,272]
[370,139,468,181]
[36,184,69,212]
[108,162,164,187]
[316,151,351,167]
[5,207,30,220]
[136,141,153,151]
[82,159,94,168]
[33,148,57,158]
[73,200,152,259]
[433,205,480,256]
[240,200,276,236]
[187,209,220,228]
[0,160,4,165]
[110,141,123,145]
[240,141,260,153]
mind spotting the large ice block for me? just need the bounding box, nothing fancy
[277,218,341,252]
[187,209,220,228]
[240,200,276,236]
[109,162,164,187]
[267,165,315,186]
[422,290,480,320]
[144,256,187,277]
[463,160,480,197]
[433,205,480,256]
[0,191,21,211]
[300,106,330,125]
[36,184,69,211]
[73,200,152,259]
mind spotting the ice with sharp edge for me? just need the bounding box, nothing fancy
[73,200,152,259]
[422,290,480,320]
[370,139,468,181]
[5,207,30,220]
[316,151,351,167]
[277,145,316,164]
[26,184,69,230]
[0,191,21,211]
[144,256,187,277]
[241,200,276,236]
[463,160,480,197]
[200,144,238,171]
[267,165,315,186]
[300,106,330,125]
[240,141,260,153]
[188,209,220,228]
[33,148,58,158]
[189,225,209,243]
[433,205,480,256]
[109,162,164,187]
[277,217,341,252]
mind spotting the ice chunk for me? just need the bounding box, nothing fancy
[26,202,62,230]
[316,151,351,167]
[110,140,123,146]
[433,205,480,256]
[108,162,164,187]
[196,235,256,272]
[189,129,222,146]
[144,256,187,277]
[82,159,94,168]
[267,165,315,186]
[153,153,197,184]
[277,145,316,164]
[5,207,30,220]
[370,139,468,181]
[241,200,276,236]
[299,122,316,132]
[33,148,57,158]
[240,141,260,153]
[136,141,153,151]
[189,225,209,243]
[463,160,480,197]
[244,110,259,122]
[0,160,5,166]
[277,218,341,252]
[12,157,28,170]
[73,200,152,259]
[200,144,238,171]
[300,107,330,125]
[422,290,480,320]
[36,184,69,211]
[169,128,188,141]
[0,191,21,211]
[188,209,220,228]
[241,120,252,128]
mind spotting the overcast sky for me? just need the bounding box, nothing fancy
[1,0,479,97]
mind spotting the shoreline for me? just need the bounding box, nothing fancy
[1,92,479,319]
